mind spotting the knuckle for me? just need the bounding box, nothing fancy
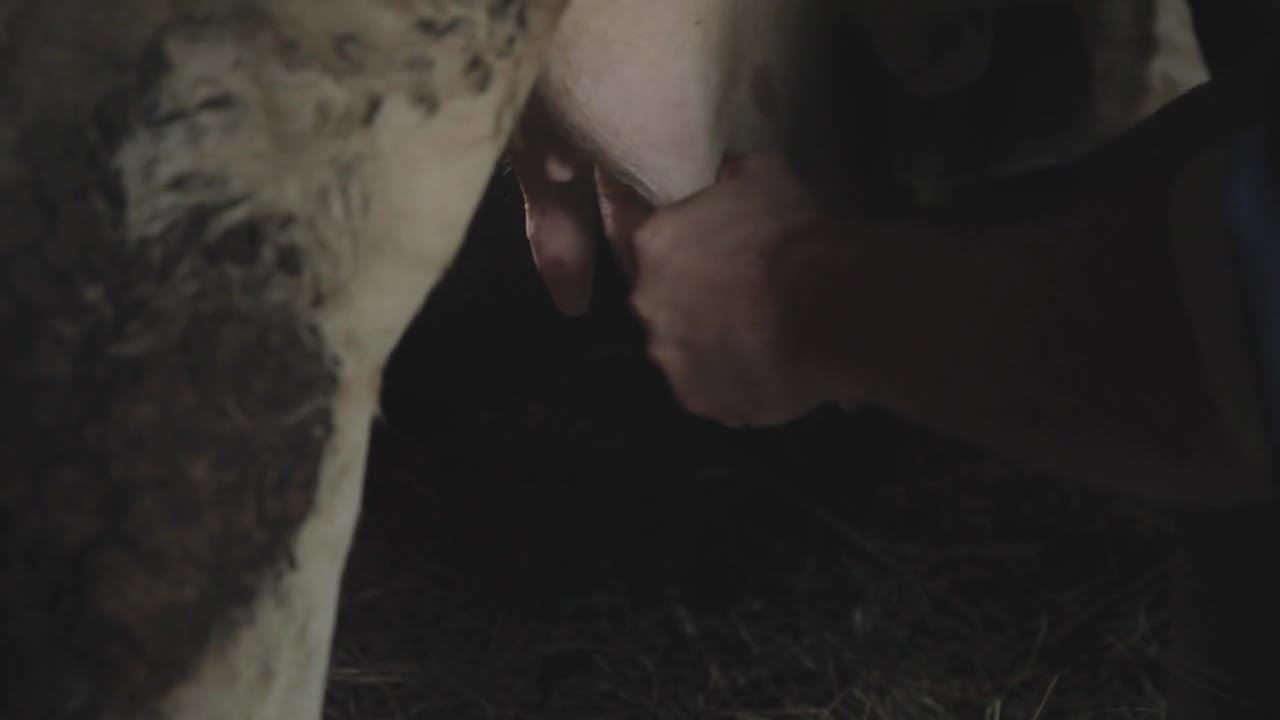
[628,289,652,319]
[632,219,661,249]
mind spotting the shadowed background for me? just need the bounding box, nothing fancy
[321,3,1258,717]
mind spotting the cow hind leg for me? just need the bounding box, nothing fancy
[0,1,565,718]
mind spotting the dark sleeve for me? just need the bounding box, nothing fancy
[1169,129,1279,491]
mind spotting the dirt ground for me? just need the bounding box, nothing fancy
[321,172,1179,720]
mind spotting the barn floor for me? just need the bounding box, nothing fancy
[322,171,1178,720]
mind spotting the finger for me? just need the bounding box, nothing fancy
[717,150,746,182]
[627,266,667,335]
[647,341,754,427]
[629,185,705,265]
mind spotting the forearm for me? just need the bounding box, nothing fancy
[785,63,1277,505]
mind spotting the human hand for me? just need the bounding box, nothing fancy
[629,153,837,426]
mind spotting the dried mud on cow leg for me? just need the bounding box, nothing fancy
[0,1,565,718]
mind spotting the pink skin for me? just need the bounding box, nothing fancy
[630,154,837,427]
[518,142,831,426]
[510,0,821,317]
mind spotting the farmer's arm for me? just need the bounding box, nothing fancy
[633,54,1278,506]
[789,58,1277,504]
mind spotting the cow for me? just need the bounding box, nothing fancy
[515,0,1210,316]
[0,1,1215,719]
[0,1,566,718]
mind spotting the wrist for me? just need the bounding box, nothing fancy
[772,219,872,407]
